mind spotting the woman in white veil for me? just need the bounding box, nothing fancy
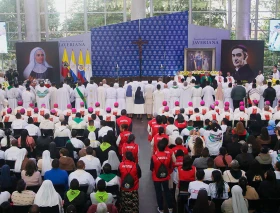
[34,180,63,212]
[41,150,52,176]
[23,47,53,80]
[14,148,27,173]
[102,150,120,171]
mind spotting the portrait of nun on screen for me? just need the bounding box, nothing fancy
[16,42,60,83]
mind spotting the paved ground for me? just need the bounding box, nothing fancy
[133,118,158,213]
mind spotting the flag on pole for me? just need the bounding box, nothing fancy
[77,50,87,83]
[85,49,92,82]
[70,50,78,82]
[61,48,70,78]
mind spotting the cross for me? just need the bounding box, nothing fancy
[132,37,148,80]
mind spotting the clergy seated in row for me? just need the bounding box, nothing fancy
[233,106,249,121]
[68,112,87,130]
[38,104,50,117]
[77,102,88,117]
[25,103,35,117]
[39,113,55,130]
[95,163,120,188]
[54,120,71,139]
[2,108,15,122]
[104,108,116,123]
[49,109,59,124]
[80,147,101,176]
[70,130,85,149]
[25,117,41,137]
[4,139,20,160]
[11,113,28,130]
[68,160,95,194]
[13,101,24,115]
[261,106,273,121]
[90,179,114,205]
[98,120,113,138]
[31,108,44,123]
[189,108,204,121]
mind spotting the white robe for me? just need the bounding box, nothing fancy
[215,76,224,84]
[162,88,171,107]
[35,86,50,109]
[144,84,154,114]
[224,87,233,109]
[226,76,235,85]
[97,86,106,110]
[202,86,215,107]
[6,88,19,110]
[22,90,35,109]
[56,87,70,111]
[259,85,267,109]
[192,87,202,108]
[179,86,193,108]
[72,86,87,109]
[105,87,117,109]
[153,90,164,115]
[255,74,264,86]
[116,88,126,110]
[86,83,98,108]
[186,76,196,84]
[48,87,57,109]
[169,87,181,109]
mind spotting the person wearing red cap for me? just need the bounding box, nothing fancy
[247,100,261,117]
[31,108,44,123]
[169,81,181,109]
[94,102,105,117]
[202,81,215,107]
[49,109,59,124]
[162,106,173,118]
[185,102,194,116]
[104,107,116,122]
[25,103,35,117]
[83,107,94,123]
[262,100,273,114]
[233,106,249,121]
[171,101,181,116]
[77,102,88,117]
[157,101,167,116]
[260,105,273,121]
[189,108,204,122]
[53,103,62,117]
[2,108,16,122]
[13,101,24,116]
[199,100,208,116]
[219,106,233,123]
[204,104,220,122]
[38,104,50,117]
[112,102,121,117]
[63,104,72,117]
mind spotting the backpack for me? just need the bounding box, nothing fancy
[156,154,168,179]
[121,163,134,189]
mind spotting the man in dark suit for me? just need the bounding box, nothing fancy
[231,45,256,83]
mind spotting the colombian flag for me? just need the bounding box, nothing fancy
[61,48,69,78]
[70,50,78,82]
[77,50,87,83]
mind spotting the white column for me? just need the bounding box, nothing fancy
[189,0,192,24]
[236,0,251,40]
[227,0,232,31]
[16,0,22,41]
[24,0,40,42]
[131,0,146,20]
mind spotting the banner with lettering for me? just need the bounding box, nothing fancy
[188,24,230,70]
[56,33,91,81]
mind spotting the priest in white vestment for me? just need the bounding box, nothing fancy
[144,81,154,118]
[97,83,106,110]
[116,85,126,110]
[22,87,35,109]
[86,79,98,108]
[226,72,235,85]
[255,71,264,86]
[174,71,184,83]
[157,78,165,90]
[186,72,196,84]
[179,82,193,108]
[57,83,70,111]
[169,82,181,109]
[105,84,117,109]
[259,81,268,109]
[153,85,164,115]
[71,82,87,109]
[215,71,224,84]
[202,81,215,107]
[6,83,19,110]
[102,79,109,88]
[162,84,171,107]
[192,83,202,108]
[48,83,57,109]
[35,81,50,110]
[224,83,233,109]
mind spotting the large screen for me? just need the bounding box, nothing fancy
[269,20,280,51]
[0,22,7,53]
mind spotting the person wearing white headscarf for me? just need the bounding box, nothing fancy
[221,185,248,213]
[41,150,52,176]
[14,148,27,173]
[34,180,63,212]
[102,150,120,171]
[23,47,53,80]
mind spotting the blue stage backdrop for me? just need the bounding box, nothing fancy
[91,11,188,77]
